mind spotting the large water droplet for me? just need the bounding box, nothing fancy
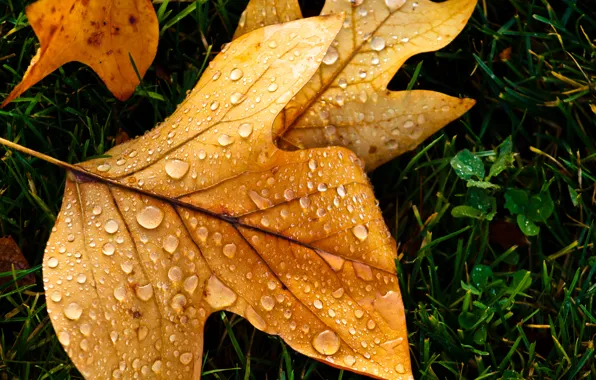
[238,123,253,138]
[97,163,111,172]
[322,47,339,65]
[136,284,154,301]
[179,352,193,365]
[168,266,183,282]
[248,190,272,209]
[260,295,275,311]
[353,262,374,281]
[47,257,59,268]
[64,303,83,320]
[223,243,237,258]
[163,235,179,254]
[114,286,126,302]
[343,355,356,366]
[230,68,244,81]
[312,330,341,355]
[170,293,187,312]
[165,160,190,180]
[102,242,115,256]
[352,225,369,241]
[136,206,164,230]
[105,219,119,234]
[218,134,233,146]
[58,331,71,346]
[184,275,199,294]
[385,0,407,10]
[205,275,237,309]
[50,290,62,302]
[370,36,386,51]
[246,305,267,330]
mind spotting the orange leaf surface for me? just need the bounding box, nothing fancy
[33,15,412,379]
[2,0,158,107]
[234,0,477,170]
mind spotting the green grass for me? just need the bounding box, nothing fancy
[1,0,595,378]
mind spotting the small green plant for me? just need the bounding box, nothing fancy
[450,137,554,236]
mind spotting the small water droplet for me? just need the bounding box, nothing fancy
[58,331,71,346]
[312,330,340,355]
[121,261,133,274]
[92,206,102,215]
[97,163,111,172]
[136,206,164,230]
[268,83,278,92]
[152,360,162,373]
[396,363,406,374]
[314,300,323,309]
[138,326,149,341]
[170,293,187,312]
[50,290,62,302]
[230,92,244,105]
[343,355,356,366]
[168,266,183,282]
[64,303,83,320]
[179,352,193,365]
[80,323,91,336]
[299,196,311,209]
[76,273,87,284]
[184,275,199,294]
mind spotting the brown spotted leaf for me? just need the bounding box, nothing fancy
[234,0,477,170]
[2,0,158,107]
[37,16,412,379]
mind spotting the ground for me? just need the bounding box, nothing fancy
[0,0,595,379]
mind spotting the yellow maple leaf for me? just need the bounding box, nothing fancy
[2,0,159,107]
[234,0,477,170]
[0,15,414,379]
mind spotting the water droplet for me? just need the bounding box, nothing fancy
[168,266,183,282]
[230,92,244,105]
[343,355,356,366]
[205,275,237,309]
[136,206,164,230]
[77,273,87,284]
[353,262,374,281]
[152,360,162,373]
[121,261,133,274]
[114,286,126,302]
[245,305,267,330]
[314,300,323,309]
[299,196,311,209]
[238,123,253,138]
[47,257,59,268]
[396,363,406,374]
[318,251,345,271]
[317,183,328,192]
[170,293,187,311]
[165,160,190,180]
[218,134,233,146]
[248,190,272,209]
[312,330,340,355]
[136,284,154,301]
[97,163,111,172]
[105,219,119,234]
[80,339,89,351]
[180,352,193,365]
[370,36,386,51]
[373,291,403,330]
[163,235,179,254]
[210,101,220,111]
[268,83,278,92]
[80,323,91,336]
[64,303,83,320]
[268,40,278,49]
[352,225,369,241]
[230,68,244,81]
[102,242,115,256]
[385,0,406,10]
[58,331,71,346]
[138,326,149,341]
[92,206,102,215]
[322,47,339,65]
[260,216,270,227]
[50,290,62,302]
[260,295,275,311]
[184,275,199,294]
[332,288,344,298]
[223,243,237,258]
[403,120,415,129]
[367,319,376,329]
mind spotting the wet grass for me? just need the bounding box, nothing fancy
[1,0,595,378]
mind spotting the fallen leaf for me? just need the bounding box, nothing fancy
[234,0,477,170]
[0,237,35,286]
[35,15,412,379]
[2,0,159,107]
